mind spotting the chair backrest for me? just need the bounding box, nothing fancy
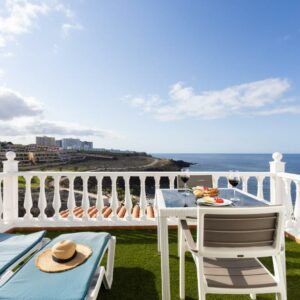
[177,175,213,189]
[197,206,284,258]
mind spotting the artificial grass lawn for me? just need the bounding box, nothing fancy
[40,229,300,300]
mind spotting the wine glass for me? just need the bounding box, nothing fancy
[180,168,190,196]
[228,170,240,201]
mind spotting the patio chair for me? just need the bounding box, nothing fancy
[178,206,286,300]
[0,231,116,300]
[176,174,213,256]
[177,174,213,189]
[0,230,47,286]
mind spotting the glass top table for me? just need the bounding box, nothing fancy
[155,188,271,300]
[161,188,268,208]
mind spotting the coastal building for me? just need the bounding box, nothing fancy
[61,138,82,150]
[55,140,63,148]
[61,138,93,150]
[81,141,93,150]
[36,136,56,146]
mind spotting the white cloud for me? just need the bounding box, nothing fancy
[0,118,118,139]
[62,22,83,38]
[0,86,120,141]
[0,87,43,120]
[127,78,294,120]
[0,0,49,47]
[256,106,300,116]
[1,51,13,57]
[0,0,82,48]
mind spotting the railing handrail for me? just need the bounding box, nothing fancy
[12,170,271,176]
[277,172,300,181]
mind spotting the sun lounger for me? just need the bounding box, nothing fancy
[0,230,47,285]
[0,232,116,300]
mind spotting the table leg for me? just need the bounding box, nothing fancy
[157,214,161,252]
[281,234,287,289]
[159,216,171,300]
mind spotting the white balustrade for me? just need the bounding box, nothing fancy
[4,151,300,241]
[139,175,147,220]
[294,180,300,222]
[23,175,33,220]
[256,176,264,199]
[226,176,231,188]
[110,175,118,220]
[282,178,294,225]
[241,176,249,192]
[155,175,161,191]
[52,175,61,220]
[81,175,90,220]
[38,175,47,221]
[67,175,76,220]
[169,175,175,189]
[96,175,104,220]
[124,176,132,220]
[0,178,3,221]
[212,175,219,188]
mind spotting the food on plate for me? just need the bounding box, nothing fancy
[202,196,216,204]
[193,189,205,198]
[215,197,224,204]
[193,186,219,198]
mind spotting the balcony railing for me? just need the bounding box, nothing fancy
[0,151,299,240]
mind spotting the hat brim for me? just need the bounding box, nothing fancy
[35,244,92,273]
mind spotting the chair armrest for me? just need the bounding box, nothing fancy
[180,219,197,252]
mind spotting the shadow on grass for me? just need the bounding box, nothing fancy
[45,229,178,245]
[99,267,159,300]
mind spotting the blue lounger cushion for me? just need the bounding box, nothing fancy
[0,232,111,300]
[0,231,46,275]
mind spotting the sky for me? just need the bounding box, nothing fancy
[0,0,300,153]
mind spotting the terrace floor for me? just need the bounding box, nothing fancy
[15,229,300,300]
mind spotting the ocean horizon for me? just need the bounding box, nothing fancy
[152,153,300,201]
[152,153,300,174]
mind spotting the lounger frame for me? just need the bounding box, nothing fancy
[0,237,49,286]
[86,235,116,300]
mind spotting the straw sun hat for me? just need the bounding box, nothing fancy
[36,240,92,273]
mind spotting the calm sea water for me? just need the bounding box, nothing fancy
[153,153,300,201]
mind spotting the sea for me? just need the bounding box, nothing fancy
[153,153,300,202]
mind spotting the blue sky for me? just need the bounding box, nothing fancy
[0,0,300,153]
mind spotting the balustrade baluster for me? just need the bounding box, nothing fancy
[169,175,175,189]
[95,175,104,220]
[23,175,33,220]
[0,179,3,220]
[155,175,161,191]
[294,180,300,222]
[124,176,132,220]
[110,176,118,220]
[139,175,147,220]
[52,175,61,220]
[241,176,249,192]
[256,176,264,199]
[38,175,47,221]
[283,178,294,224]
[227,176,231,188]
[67,175,76,220]
[81,175,90,220]
[212,175,219,188]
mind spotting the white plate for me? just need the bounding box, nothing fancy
[197,198,232,207]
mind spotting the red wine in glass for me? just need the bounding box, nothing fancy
[229,179,239,187]
[229,171,240,201]
[181,176,190,184]
[180,168,190,197]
